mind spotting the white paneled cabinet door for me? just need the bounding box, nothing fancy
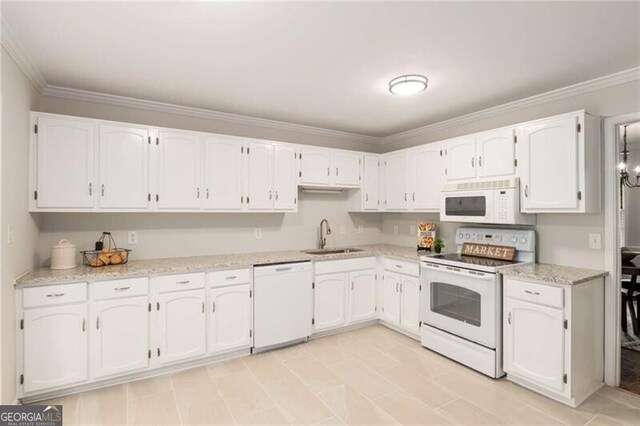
[157,131,201,210]
[384,152,409,210]
[410,143,441,210]
[519,115,580,212]
[380,272,400,325]
[35,116,95,209]
[273,144,297,210]
[247,142,274,210]
[444,136,476,182]
[333,151,361,187]
[203,136,244,210]
[504,297,565,393]
[98,125,149,209]
[399,276,420,334]
[157,290,206,364]
[209,285,252,353]
[348,270,376,323]
[314,273,346,331]
[362,154,379,210]
[477,128,516,179]
[90,296,149,379]
[23,304,88,393]
[300,147,331,186]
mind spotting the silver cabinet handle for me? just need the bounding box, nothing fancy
[395,264,403,268]
[524,290,540,295]
[46,293,65,298]
[275,190,278,201]
[404,193,407,201]
[508,312,511,325]
[202,301,205,313]
[225,276,237,280]
[412,192,415,202]
[351,281,354,290]
[101,184,105,197]
[114,286,130,291]
[327,167,330,176]
[524,185,529,198]
[400,283,403,293]
[196,187,200,198]
[206,188,210,199]
[395,283,399,292]
[97,317,100,330]
[365,193,369,202]
[176,280,190,285]
[478,156,482,167]
[336,167,339,176]
[269,190,272,200]
[212,301,216,313]
[89,183,93,196]
[471,157,475,168]
[82,318,86,332]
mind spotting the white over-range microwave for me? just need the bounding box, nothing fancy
[440,178,536,225]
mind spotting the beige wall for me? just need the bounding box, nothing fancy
[381,81,640,270]
[1,48,41,404]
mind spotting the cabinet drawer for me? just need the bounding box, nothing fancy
[91,277,149,300]
[208,269,251,288]
[505,278,564,309]
[383,258,419,277]
[154,273,205,293]
[314,257,377,275]
[23,282,87,308]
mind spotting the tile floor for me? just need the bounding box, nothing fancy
[38,325,640,425]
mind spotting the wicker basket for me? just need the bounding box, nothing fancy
[81,248,131,267]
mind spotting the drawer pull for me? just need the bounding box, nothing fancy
[225,276,237,280]
[524,290,540,296]
[46,293,65,298]
[114,286,130,291]
[176,280,190,285]
[395,265,403,268]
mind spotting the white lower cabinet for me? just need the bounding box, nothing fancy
[380,264,421,335]
[503,276,604,407]
[314,273,347,332]
[23,303,88,393]
[380,272,401,325]
[348,270,377,322]
[208,284,252,353]
[155,289,207,365]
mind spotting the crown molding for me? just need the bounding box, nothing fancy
[381,66,640,145]
[1,17,47,92]
[40,85,380,144]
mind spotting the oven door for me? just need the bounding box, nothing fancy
[421,263,497,348]
[440,191,493,223]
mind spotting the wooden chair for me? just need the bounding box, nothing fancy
[622,278,640,334]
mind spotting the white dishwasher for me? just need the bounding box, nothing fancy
[253,261,313,350]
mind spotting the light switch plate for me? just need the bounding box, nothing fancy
[589,233,602,250]
[127,231,138,245]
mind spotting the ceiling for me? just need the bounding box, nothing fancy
[3,2,640,137]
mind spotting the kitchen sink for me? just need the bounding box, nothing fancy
[302,248,364,255]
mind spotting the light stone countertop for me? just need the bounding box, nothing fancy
[15,244,429,288]
[500,262,608,286]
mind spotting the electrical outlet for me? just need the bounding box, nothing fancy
[357,225,364,234]
[589,233,602,250]
[7,225,14,245]
[255,228,263,240]
[393,225,399,235]
[340,224,346,235]
[127,231,138,245]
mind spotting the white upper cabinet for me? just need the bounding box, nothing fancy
[273,144,298,210]
[409,143,441,211]
[247,141,274,210]
[384,151,410,210]
[300,146,331,186]
[33,116,96,209]
[476,128,516,179]
[300,146,362,188]
[517,111,600,213]
[98,124,150,209]
[333,151,361,187]
[363,154,380,210]
[202,136,244,210]
[157,131,202,210]
[443,136,476,182]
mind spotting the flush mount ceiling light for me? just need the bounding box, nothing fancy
[388,74,428,96]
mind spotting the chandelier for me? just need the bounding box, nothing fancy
[619,125,640,188]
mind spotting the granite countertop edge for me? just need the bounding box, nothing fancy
[500,263,609,286]
[15,244,428,288]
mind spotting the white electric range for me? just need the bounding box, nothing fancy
[419,227,536,378]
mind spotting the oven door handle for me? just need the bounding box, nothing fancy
[423,264,495,281]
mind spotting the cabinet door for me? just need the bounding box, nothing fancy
[23,304,88,393]
[362,154,379,210]
[157,290,206,364]
[202,136,244,210]
[380,272,400,325]
[333,151,361,187]
[157,131,201,209]
[273,144,297,210]
[400,275,420,334]
[90,296,149,379]
[384,152,409,210]
[247,142,274,210]
[300,147,331,186]
[409,143,441,210]
[314,273,347,331]
[444,136,476,182]
[348,269,376,323]
[36,116,95,208]
[99,124,149,209]
[503,297,565,393]
[519,115,580,211]
[477,128,516,179]
[209,285,252,353]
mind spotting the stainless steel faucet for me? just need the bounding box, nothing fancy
[319,219,332,249]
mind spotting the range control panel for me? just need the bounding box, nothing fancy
[455,227,536,253]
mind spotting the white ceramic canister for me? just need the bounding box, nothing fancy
[50,239,78,270]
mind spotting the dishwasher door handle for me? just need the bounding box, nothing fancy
[275,267,293,272]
